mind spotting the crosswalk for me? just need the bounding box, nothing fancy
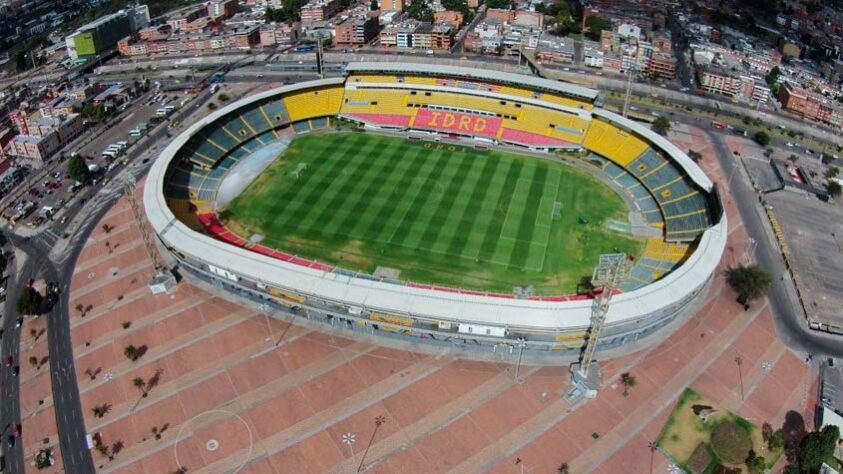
[37,228,61,246]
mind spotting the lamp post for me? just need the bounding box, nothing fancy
[735,356,744,401]
[514,338,526,384]
[648,441,658,474]
[357,415,386,472]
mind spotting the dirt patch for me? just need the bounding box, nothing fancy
[686,443,713,474]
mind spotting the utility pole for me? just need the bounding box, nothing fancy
[622,66,635,118]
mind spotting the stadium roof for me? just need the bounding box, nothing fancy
[345,62,600,102]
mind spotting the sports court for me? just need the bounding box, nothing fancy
[221,133,641,294]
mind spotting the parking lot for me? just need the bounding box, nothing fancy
[766,190,843,328]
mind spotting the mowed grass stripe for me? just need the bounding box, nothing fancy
[325,141,417,238]
[268,135,367,226]
[491,166,537,266]
[319,142,411,237]
[298,138,385,235]
[524,168,562,271]
[371,150,446,243]
[437,153,502,257]
[352,145,431,241]
[400,151,464,250]
[509,164,549,269]
[219,139,340,226]
[409,152,481,252]
[476,160,524,263]
[387,149,454,247]
[455,158,512,260]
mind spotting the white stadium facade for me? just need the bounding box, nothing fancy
[143,63,726,354]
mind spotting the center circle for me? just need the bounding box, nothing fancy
[206,439,219,451]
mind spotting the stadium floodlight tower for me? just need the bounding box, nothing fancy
[571,253,630,398]
[123,175,177,294]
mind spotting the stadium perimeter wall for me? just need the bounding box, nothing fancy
[143,71,727,350]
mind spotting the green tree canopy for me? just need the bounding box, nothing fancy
[584,16,611,41]
[798,425,840,472]
[765,66,781,87]
[67,154,91,185]
[407,1,434,21]
[370,0,379,9]
[486,0,510,9]
[827,180,841,198]
[652,116,672,135]
[552,1,574,36]
[754,131,770,147]
[726,264,772,303]
[16,286,43,315]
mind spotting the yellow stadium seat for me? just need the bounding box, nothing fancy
[582,120,649,166]
[642,238,693,263]
[282,86,345,122]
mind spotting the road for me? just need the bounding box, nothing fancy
[0,235,27,473]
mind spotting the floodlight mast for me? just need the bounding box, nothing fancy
[578,253,629,378]
[124,175,165,271]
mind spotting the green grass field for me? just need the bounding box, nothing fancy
[220,132,643,294]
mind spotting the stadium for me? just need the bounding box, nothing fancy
[143,63,727,353]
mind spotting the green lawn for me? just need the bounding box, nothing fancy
[220,132,643,294]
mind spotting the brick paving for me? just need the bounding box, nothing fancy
[32,127,818,473]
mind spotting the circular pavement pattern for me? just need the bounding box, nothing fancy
[174,409,253,473]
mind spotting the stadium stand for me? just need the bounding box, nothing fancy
[282,85,345,122]
[583,120,649,166]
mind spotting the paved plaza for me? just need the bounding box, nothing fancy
[18,125,818,473]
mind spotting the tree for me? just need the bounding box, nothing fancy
[552,1,574,36]
[822,153,834,165]
[725,264,772,304]
[798,425,840,472]
[486,0,510,8]
[92,404,110,418]
[765,66,781,88]
[124,345,139,361]
[788,154,799,163]
[207,102,217,110]
[826,166,840,179]
[16,286,43,315]
[67,154,91,184]
[584,16,611,41]
[620,372,637,397]
[687,149,703,162]
[370,0,378,10]
[407,1,433,22]
[557,463,570,474]
[217,93,230,102]
[745,449,766,473]
[133,376,147,397]
[651,116,671,136]
[29,355,38,368]
[827,181,841,198]
[754,131,770,147]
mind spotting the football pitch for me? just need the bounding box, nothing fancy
[220,132,643,294]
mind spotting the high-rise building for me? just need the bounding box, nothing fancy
[65,10,132,59]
